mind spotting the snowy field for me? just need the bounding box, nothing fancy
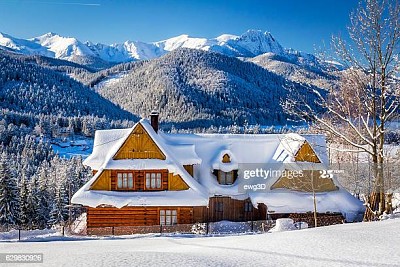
[1,218,399,267]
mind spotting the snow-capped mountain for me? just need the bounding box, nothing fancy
[0,32,53,57]
[85,40,164,62]
[153,30,285,57]
[30,32,96,60]
[0,30,291,66]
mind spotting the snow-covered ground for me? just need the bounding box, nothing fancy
[93,71,129,91]
[1,218,399,267]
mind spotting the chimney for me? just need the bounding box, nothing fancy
[150,111,159,133]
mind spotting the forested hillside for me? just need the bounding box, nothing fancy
[0,50,133,119]
[248,52,339,90]
[94,48,323,128]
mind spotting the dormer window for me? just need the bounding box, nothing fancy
[218,171,233,185]
[213,169,238,185]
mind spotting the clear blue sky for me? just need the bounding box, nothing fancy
[0,0,358,53]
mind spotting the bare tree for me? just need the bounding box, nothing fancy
[285,0,399,220]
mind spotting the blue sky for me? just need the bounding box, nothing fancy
[0,0,358,53]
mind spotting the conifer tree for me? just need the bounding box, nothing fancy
[0,152,20,230]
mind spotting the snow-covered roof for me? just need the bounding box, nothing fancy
[272,133,328,165]
[211,149,239,173]
[72,188,207,208]
[83,128,131,170]
[73,119,209,208]
[249,189,364,222]
[73,120,364,217]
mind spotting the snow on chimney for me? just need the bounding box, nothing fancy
[150,111,159,133]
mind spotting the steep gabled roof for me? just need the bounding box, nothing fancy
[83,128,131,170]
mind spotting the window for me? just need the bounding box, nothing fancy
[218,171,234,185]
[215,202,223,212]
[160,209,177,225]
[145,172,162,190]
[117,172,133,189]
[244,202,253,212]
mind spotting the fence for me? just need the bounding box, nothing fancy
[85,220,276,236]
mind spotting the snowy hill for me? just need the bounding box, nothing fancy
[0,49,134,120]
[248,52,339,90]
[0,32,53,57]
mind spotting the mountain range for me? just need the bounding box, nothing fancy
[0,30,325,68]
[0,29,340,128]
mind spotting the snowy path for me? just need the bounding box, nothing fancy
[1,219,399,267]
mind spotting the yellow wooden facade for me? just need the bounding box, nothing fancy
[271,170,337,192]
[168,173,189,190]
[183,165,194,177]
[90,170,111,190]
[113,123,166,160]
[294,141,321,163]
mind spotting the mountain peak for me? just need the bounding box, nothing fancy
[44,32,59,37]
[243,29,264,35]
[236,29,284,56]
[35,32,64,40]
[241,29,276,42]
[0,32,11,38]
[216,34,239,43]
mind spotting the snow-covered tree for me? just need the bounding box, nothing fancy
[48,182,69,227]
[286,0,400,220]
[0,152,20,230]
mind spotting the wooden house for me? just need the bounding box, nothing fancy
[72,113,364,233]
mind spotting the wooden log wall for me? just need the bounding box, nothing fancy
[207,197,265,222]
[87,206,195,228]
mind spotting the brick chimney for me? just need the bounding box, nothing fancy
[150,111,159,133]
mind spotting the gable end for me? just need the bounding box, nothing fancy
[294,141,321,163]
[113,123,166,160]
